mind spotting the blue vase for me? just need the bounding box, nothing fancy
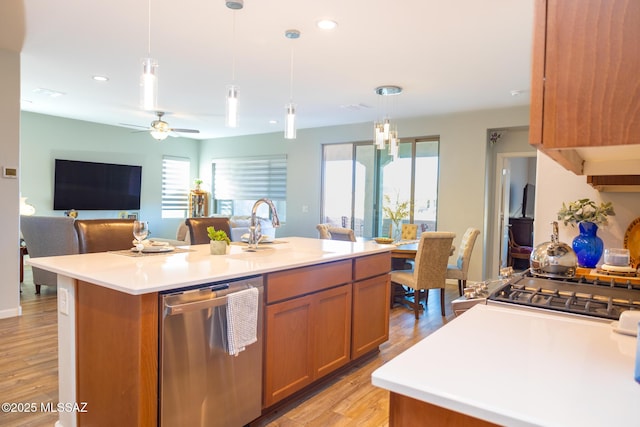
[572,221,604,268]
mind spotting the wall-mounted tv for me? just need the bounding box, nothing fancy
[53,159,142,210]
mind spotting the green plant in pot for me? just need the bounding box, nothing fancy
[557,198,615,268]
[207,226,230,255]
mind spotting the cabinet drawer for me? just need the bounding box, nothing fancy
[266,260,352,304]
[354,252,391,281]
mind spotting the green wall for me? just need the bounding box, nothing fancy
[20,112,200,238]
[20,105,530,282]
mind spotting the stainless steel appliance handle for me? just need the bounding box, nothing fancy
[165,295,230,316]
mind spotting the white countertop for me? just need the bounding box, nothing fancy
[28,237,391,295]
[372,304,640,427]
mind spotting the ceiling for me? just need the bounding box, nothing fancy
[16,0,534,140]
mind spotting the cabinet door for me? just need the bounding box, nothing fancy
[531,0,640,150]
[352,274,390,359]
[264,294,314,407]
[314,284,352,378]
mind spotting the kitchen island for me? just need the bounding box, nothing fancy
[372,304,639,427]
[29,237,392,427]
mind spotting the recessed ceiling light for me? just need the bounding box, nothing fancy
[93,75,109,82]
[269,120,278,125]
[317,19,337,30]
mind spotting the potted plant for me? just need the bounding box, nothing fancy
[207,226,230,255]
[382,193,409,241]
[557,198,615,268]
[194,178,203,191]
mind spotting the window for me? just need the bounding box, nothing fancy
[321,137,439,238]
[211,155,287,221]
[161,156,190,218]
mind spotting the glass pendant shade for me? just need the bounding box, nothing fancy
[140,57,158,111]
[374,122,385,149]
[284,103,296,139]
[389,130,399,159]
[226,85,239,128]
[383,118,390,140]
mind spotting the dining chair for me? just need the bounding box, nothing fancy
[74,219,136,254]
[400,223,418,240]
[446,227,480,296]
[390,231,456,318]
[185,217,232,244]
[316,224,356,242]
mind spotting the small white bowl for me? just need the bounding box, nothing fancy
[612,310,640,336]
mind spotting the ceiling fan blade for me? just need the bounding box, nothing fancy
[171,128,200,134]
[119,123,150,130]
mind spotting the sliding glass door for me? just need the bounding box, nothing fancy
[321,137,439,239]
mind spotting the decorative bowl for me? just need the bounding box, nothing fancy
[374,237,394,244]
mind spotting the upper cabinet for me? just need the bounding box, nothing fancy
[529,0,640,179]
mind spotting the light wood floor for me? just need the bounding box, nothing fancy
[1,266,457,427]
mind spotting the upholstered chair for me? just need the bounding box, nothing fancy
[390,231,456,318]
[316,224,356,242]
[446,227,480,296]
[185,217,232,244]
[74,219,136,254]
[20,215,79,293]
[508,228,532,270]
[400,223,418,240]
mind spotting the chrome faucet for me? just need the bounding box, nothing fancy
[248,198,280,249]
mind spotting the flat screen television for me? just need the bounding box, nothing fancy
[53,159,142,210]
[521,183,535,218]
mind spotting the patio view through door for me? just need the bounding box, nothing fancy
[321,137,439,239]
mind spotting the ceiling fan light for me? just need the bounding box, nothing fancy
[140,57,158,111]
[226,85,239,128]
[284,103,296,139]
[150,129,169,140]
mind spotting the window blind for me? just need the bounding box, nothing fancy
[162,157,190,218]
[213,156,287,201]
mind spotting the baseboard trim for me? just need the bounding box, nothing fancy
[0,305,22,319]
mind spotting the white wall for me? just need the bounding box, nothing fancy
[199,105,531,282]
[20,112,201,239]
[534,151,640,256]
[0,48,21,318]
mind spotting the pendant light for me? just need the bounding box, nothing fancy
[284,29,300,140]
[373,85,402,159]
[225,1,242,128]
[140,0,158,111]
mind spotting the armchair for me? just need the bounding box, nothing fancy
[20,215,79,293]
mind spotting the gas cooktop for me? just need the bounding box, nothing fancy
[488,271,640,321]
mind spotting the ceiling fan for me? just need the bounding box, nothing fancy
[123,112,200,140]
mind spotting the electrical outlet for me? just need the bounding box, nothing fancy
[59,288,69,315]
[302,204,309,213]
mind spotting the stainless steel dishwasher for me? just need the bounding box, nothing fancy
[159,276,263,427]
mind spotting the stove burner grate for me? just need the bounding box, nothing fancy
[489,273,640,320]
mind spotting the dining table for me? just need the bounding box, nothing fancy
[389,239,457,275]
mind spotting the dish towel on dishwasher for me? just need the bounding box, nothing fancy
[226,287,259,356]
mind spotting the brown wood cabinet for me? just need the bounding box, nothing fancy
[76,281,158,427]
[263,284,352,407]
[529,0,640,175]
[263,253,391,408]
[352,253,391,359]
[388,392,499,427]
